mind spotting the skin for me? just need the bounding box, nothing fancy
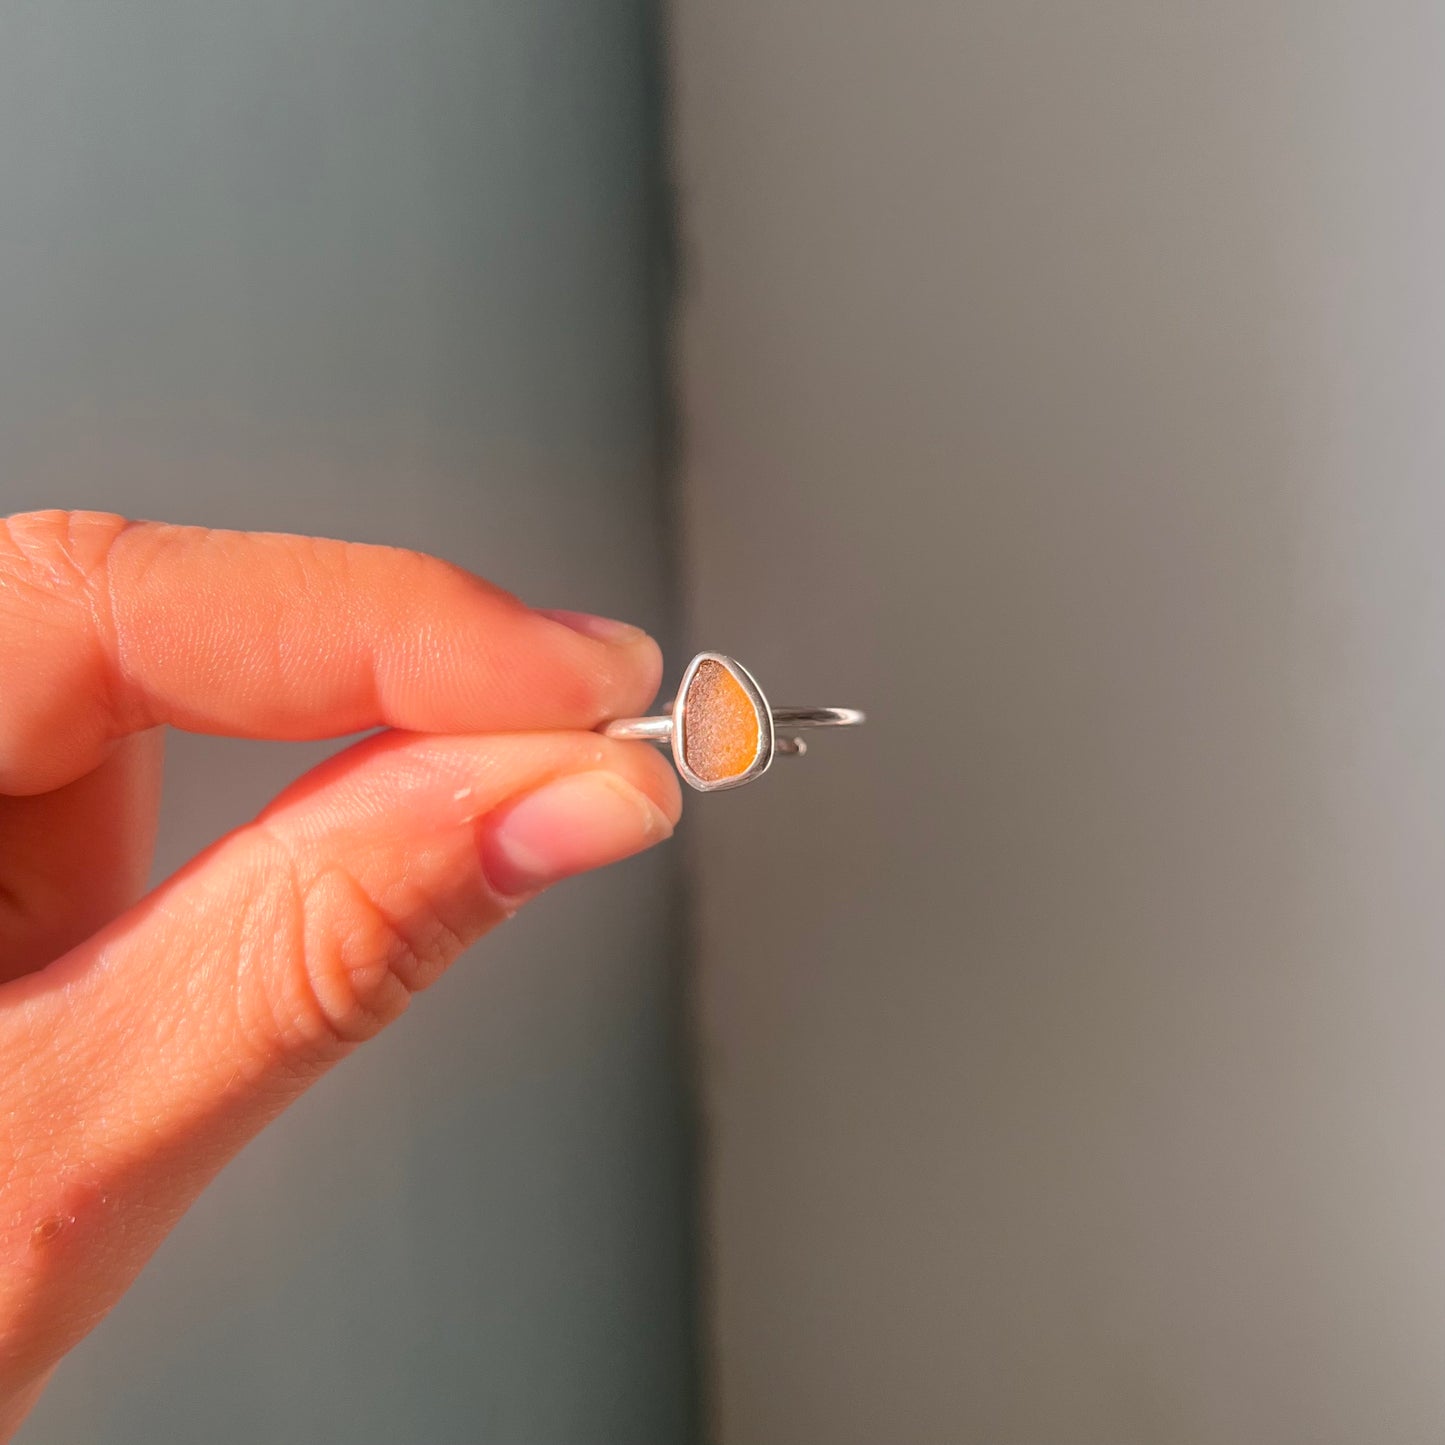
[0,510,682,1439]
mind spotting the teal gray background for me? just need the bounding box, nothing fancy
[0,3,694,1442]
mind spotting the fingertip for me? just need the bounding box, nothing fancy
[537,608,647,646]
[478,769,675,897]
[628,630,667,718]
[535,608,665,719]
[626,739,685,828]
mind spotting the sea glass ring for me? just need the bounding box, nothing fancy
[601,652,865,792]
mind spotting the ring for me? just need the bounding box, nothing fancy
[602,651,865,792]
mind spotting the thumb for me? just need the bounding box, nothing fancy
[0,729,679,1388]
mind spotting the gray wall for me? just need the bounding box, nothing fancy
[0,5,694,1442]
[673,2,1445,1442]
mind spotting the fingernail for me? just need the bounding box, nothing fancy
[480,772,674,896]
[539,608,648,645]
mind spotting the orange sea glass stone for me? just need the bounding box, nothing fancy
[682,659,762,782]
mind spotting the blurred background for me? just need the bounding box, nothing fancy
[9,2,1445,1443]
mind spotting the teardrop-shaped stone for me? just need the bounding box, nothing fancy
[682,658,763,782]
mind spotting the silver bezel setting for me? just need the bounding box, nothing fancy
[598,653,862,792]
[671,651,775,793]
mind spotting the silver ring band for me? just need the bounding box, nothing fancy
[599,652,865,792]
[602,705,864,743]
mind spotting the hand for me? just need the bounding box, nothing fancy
[0,511,680,1438]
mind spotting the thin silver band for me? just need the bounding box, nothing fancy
[602,705,864,745]
[601,715,673,742]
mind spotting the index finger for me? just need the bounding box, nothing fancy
[0,511,662,794]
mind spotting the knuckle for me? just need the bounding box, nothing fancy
[242,826,464,1058]
[0,512,137,779]
[0,510,131,605]
[0,511,116,629]
[0,509,131,648]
